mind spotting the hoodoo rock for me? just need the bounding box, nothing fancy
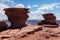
[0,21,7,32]
[38,13,58,27]
[43,13,57,25]
[4,8,29,29]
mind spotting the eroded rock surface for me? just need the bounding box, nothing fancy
[4,8,29,29]
[0,25,60,40]
[38,13,58,27]
[0,21,7,32]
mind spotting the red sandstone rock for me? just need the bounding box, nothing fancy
[4,8,29,29]
[43,13,57,25]
[0,21,7,32]
[43,13,56,19]
[38,13,58,26]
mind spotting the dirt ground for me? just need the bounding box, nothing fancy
[17,25,60,40]
[0,24,60,40]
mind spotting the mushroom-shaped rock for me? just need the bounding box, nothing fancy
[38,13,58,27]
[42,13,57,25]
[4,8,29,29]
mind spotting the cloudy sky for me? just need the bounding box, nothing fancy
[0,0,60,20]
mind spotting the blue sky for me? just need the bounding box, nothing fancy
[0,0,60,20]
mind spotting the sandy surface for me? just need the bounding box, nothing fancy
[0,24,60,40]
[18,25,60,40]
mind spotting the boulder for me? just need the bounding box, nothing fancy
[38,13,58,26]
[4,8,29,29]
[43,13,56,20]
[0,21,7,32]
[43,13,57,25]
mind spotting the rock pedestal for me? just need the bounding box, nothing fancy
[4,8,29,29]
[38,13,58,25]
[43,13,57,25]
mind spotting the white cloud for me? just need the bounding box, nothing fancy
[15,4,24,8]
[0,0,15,3]
[32,5,38,7]
[28,10,45,20]
[0,3,9,20]
[0,3,9,14]
[38,3,59,10]
[1,0,12,1]
[56,6,60,8]
[36,10,45,14]
[0,0,16,6]
[27,5,31,8]
[28,3,60,20]
[27,5,38,8]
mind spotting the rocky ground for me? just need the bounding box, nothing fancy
[0,24,60,40]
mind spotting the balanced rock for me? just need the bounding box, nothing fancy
[43,13,56,20]
[43,13,57,25]
[4,8,29,29]
[38,13,58,25]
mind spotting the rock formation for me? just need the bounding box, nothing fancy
[0,21,7,32]
[4,8,29,29]
[38,13,58,26]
